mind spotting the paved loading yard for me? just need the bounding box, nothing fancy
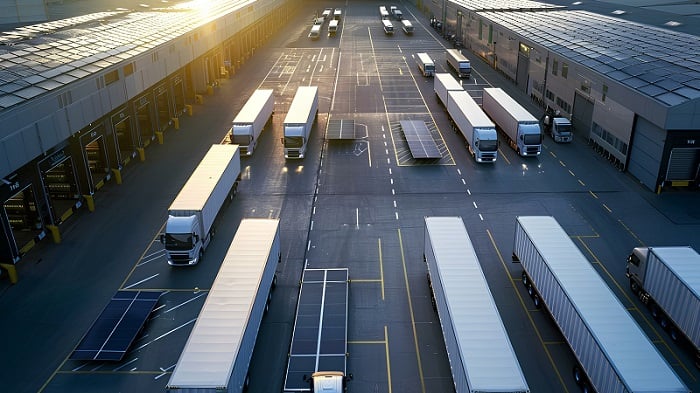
[2,2,699,393]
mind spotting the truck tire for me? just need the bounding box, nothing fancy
[527,283,534,297]
[630,279,640,296]
[533,293,541,309]
[521,271,528,286]
[573,366,584,385]
[650,303,660,319]
[670,326,679,341]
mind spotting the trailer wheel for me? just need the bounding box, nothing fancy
[581,382,592,393]
[243,373,251,391]
[521,271,528,286]
[573,366,584,385]
[533,294,541,309]
[670,326,679,341]
[660,316,668,329]
[629,280,640,296]
[272,274,278,289]
[650,303,660,320]
[527,283,534,297]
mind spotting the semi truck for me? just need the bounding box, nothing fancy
[161,144,241,266]
[542,107,572,143]
[446,49,470,78]
[166,218,281,392]
[230,89,274,155]
[627,246,700,367]
[482,88,542,157]
[417,53,435,77]
[447,90,498,163]
[401,19,413,34]
[283,86,318,159]
[425,217,529,393]
[434,73,463,107]
[513,216,689,393]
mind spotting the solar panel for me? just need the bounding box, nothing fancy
[284,268,348,392]
[70,290,162,361]
[325,119,356,140]
[400,120,441,159]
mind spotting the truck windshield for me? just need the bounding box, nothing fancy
[523,134,542,145]
[284,136,304,148]
[557,124,572,135]
[163,233,193,250]
[479,139,498,152]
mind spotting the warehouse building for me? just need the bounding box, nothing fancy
[0,0,294,267]
[424,0,700,193]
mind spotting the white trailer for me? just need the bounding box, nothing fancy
[434,73,463,107]
[446,49,470,78]
[416,53,435,77]
[447,90,498,163]
[283,86,318,159]
[230,89,274,155]
[627,246,700,367]
[425,217,529,393]
[161,145,241,266]
[166,218,281,393]
[401,19,413,34]
[482,88,541,156]
[514,216,689,393]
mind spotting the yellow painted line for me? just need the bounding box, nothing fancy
[543,341,566,345]
[397,229,425,393]
[602,203,612,213]
[498,148,511,165]
[560,160,566,167]
[349,340,386,345]
[589,190,598,199]
[578,179,585,186]
[379,238,385,300]
[617,219,645,246]
[486,229,570,392]
[385,325,393,393]
[120,221,167,289]
[576,237,695,381]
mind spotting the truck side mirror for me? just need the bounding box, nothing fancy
[193,234,199,243]
[159,234,165,244]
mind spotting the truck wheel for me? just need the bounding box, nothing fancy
[521,271,528,286]
[650,303,660,320]
[660,316,668,329]
[243,373,250,391]
[272,274,278,289]
[198,249,204,262]
[630,280,640,296]
[527,283,534,297]
[581,382,592,393]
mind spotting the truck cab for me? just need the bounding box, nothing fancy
[543,108,573,143]
[626,247,648,291]
[305,371,351,393]
[162,215,207,266]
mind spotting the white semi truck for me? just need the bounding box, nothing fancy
[166,218,280,392]
[425,217,529,393]
[514,216,689,393]
[482,88,541,156]
[434,73,463,106]
[627,246,700,367]
[446,49,470,78]
[283,86,318,159]
[161,144,241,266]
[446,90,498,163]
[230,89,274,155]
[542,107,572,143]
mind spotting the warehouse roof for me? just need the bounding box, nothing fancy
[0,0,252,110]
[480,9,700,107]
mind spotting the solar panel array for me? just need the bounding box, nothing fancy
[284,268,348,392]
[481,9,700,106]
[0,1,251,109]
[70,290,162,361]
[451,0,563,12]
[326,119,357,140]
[400,120,442,159]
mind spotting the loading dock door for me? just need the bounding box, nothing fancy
[134,97,155,148]
[39,151,81,224]
[573,92,594,138]
[666,147,700,184]
[627,116,664,191]
[3,185,43,256]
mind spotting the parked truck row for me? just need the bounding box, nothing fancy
[514,216,688,393]
[435,73,498,163]
[627,246,700,367]
[482,87,542,157]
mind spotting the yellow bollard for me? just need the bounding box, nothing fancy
[156,131,164,144]
[206,85,213,95]
[195,94,204,104]
[83,194,95,212]
[46,225,61,243]
[0,264,18,284]
[185,104,193,116]
[137,147,145,162]
[111,168,122,185]
[172,117,180,130]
